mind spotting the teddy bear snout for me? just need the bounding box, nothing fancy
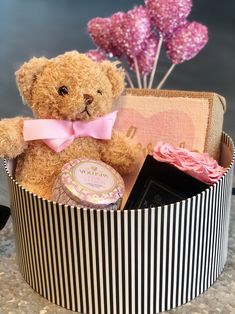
[83,94,94,105]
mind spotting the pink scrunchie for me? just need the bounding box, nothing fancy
[153,142,226,185]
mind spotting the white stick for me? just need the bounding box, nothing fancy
[133,57,142,88]
[143,75,148,89]
[156,63,176,89]
[125,71,134,88]
[148,34,163,89]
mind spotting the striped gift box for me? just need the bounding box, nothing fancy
[4,133,234,314]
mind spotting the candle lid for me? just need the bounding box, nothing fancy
[60,159,125,208]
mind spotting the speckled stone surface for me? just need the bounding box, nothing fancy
[0,164,235,313]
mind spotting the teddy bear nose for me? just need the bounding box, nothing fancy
[83,94,94,105]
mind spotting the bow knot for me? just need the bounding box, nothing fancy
[23,111,117,152]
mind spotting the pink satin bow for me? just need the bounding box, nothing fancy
[23,111,117,152]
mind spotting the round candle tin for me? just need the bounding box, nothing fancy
[52,159,125,209]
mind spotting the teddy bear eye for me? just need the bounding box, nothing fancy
[97,90,102,95]
[58,85,68,96]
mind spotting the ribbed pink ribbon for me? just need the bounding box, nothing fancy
[23,111,117,152]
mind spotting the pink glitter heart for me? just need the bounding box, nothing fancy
[128,33,159,75]
[87,17,111,52]
[110,12,126,56]
[165,21,208,64]
[111,6,151,58]
[87,17,122,57]
[145,0,192,34]
[85,49,107,62]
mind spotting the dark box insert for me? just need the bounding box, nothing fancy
[125,155,209,210]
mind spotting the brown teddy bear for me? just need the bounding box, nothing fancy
[0,51,139,200]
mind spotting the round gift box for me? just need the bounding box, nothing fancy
[5,132,235,314]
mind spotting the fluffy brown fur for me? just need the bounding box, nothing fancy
[0,51,139,200]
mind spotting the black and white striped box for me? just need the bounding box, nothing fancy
[5,132,234,314]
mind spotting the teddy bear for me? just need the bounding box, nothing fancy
[0,51,139,200]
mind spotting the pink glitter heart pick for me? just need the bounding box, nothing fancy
[87,17,112,52]
[145,0,192,34]
[111,6,151,58]
[87,17,122,57]
[128,34,159,75]
[165,21,208,64]
[110,12,126,56]
[85,49,107,62]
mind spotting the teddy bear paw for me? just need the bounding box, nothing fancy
[0,118,27,158]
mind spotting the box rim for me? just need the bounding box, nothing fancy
[4,133,234,212]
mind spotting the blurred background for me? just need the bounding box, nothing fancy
[0,0,234,138]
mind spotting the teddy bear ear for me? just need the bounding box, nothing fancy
[100,61,125,99]
[15,57,48,104]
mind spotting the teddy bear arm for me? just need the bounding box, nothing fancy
[100,130,140,175]
[0,117,28,158]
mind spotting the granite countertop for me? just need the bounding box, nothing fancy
[0,162,235,314]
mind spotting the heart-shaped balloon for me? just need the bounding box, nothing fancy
[145,0,192,34]
[128,34,159,75]
[85,49,107,62]
[111,6,151,58]
[87,17,122,57]
[165,21,208,64]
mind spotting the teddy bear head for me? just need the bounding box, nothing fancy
[15,51,125,121]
